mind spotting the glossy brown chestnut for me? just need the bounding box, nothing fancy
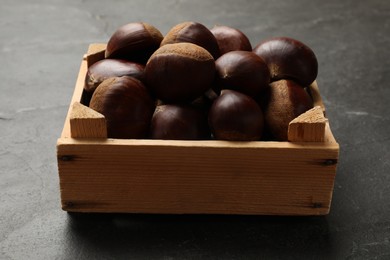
[89,76,155,139]
[85,59,145,94]
[105,22,163,64]
[253,37,318,86]
[263,79,313,141]
[215,51,270,98]
[208,90,264,141]
[145,42,215,103]
[160,21,220,59]
[150,104,210,140]
[210,25,252,55]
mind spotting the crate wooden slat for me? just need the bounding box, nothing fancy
[288,106,328,142]
[56,44,339,216]
[69,102,107,138]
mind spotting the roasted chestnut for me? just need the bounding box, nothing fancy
[85,59,145,94]
[105,22,163,64]
[208,90,264,141]
[150,104,210,140]
[145,42,215,103]
[263,79,313,141]
[160,21,220,59]
[215,51,270,98]
[210,25,252,55]
[253,37,318,86]
[89,76,155,139]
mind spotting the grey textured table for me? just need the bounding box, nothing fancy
[1,0,389,259]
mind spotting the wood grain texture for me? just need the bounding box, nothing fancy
[69,102,107,138]
[56,44,340,215]
[57,138,338,215]
[288,106,328,142]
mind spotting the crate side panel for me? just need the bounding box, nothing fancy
[57,141,338,215]
[61,59,88,138]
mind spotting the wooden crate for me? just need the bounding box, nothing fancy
[56,44,339,216]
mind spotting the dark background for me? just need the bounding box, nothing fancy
[1,0,389,259]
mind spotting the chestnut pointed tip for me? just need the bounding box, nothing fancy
[84,59,145,94]
[209,89,264,141]
[161,21,221,59]
[253,37,318,87]
[210,25,252,55]
[215,51,270,98]
[105,22,163,63]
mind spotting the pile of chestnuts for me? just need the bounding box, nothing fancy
[86,21,318,141]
